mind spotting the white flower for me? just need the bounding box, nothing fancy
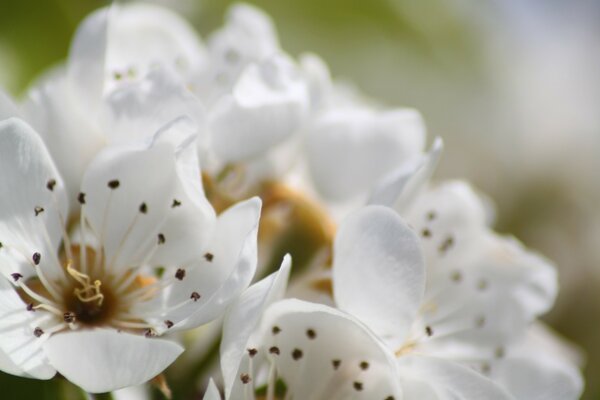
[215,256,404,400]
[22,4,204,200]
[0,117,261,393]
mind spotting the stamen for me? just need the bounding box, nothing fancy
[67,263,104,306]
[16,280,61,309]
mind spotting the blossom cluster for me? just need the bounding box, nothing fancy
[0,3,583,399]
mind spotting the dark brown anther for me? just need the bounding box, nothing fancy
[292,348,303,360]
[332,359,341,370]
[108,180,120,189]
[34,206,44,216]
[247,348,258,357]
[272,326,281,335]
[204,252,214,262]
[33,327,44,337]
[32,252,41,265]
[11,273,23,282]
[421,228,432,238]
[175,268,186,281]
[171,199,181,208]
[269,346,280,355]
[240,373,251,384]
[26,303,34,312]
[46,179,56,191]
[77,192,86,204]
[425,326,433,337]
[139,203,148,214]
[190,292,201,302]
[353,382,363,391]
[306,328,316,339]
[359,361,369,370]
[144,328,157,338]
[157,233,165,244]
[63,312,76,323]
[164,320,174,329]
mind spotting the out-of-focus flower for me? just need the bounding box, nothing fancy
[0,117,261,393]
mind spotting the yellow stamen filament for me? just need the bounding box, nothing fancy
[67,262,104,306]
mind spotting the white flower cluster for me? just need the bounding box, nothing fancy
[0,3,583,399]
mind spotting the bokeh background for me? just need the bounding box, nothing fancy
[1,0,599,398]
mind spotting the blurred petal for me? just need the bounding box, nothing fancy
[333,205,425,343]
[209,54,308,163]
[398,355,513,400]
[306,107,426,201]
[369,137,443,210]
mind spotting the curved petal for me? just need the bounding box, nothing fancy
[369,137,443,210]
[201,3,279,100]
[306,107,426,202]
[333,205,425,344]
[101,67,205,147]
[43,330,183,393]
[68,3,206,105]
[0,118,68,282]
[23,68,105,201]
[209,54,309,163]
[0,277,56,379]
[154,197,262,330]
[104,3,206,91]
[81,120,209,271]
[67,6,109,115]
[491,324,583,400]
[221,255,291,397]
[397,355,513,400]
[249,299,403,400]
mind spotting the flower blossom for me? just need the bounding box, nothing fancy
[0,117,261,393]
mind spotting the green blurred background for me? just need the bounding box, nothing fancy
[1,0,599,398]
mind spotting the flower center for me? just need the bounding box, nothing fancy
[63,261,116,325]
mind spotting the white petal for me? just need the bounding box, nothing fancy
[209,54,309,163]
[101,68,205,146]
[67,7,109,115]
[397,355,513,400]
[306,107,426,201]
[202,3,279,100]
[369,137,443,209]
[43,330,183,393]
[203,379,222,400]
[333,205,425,344]
[23,68,105,201]
[104,3,206,91]
[81,123,211,270]
[493,356,582,400]
[0,118,68,282]
[157,197,262,330]
[491,324,583,400]
[81,140,179,270]
[221,255,291,397]
[252,299,403,400]
[0,277,56,379]
[298,53,333,112]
